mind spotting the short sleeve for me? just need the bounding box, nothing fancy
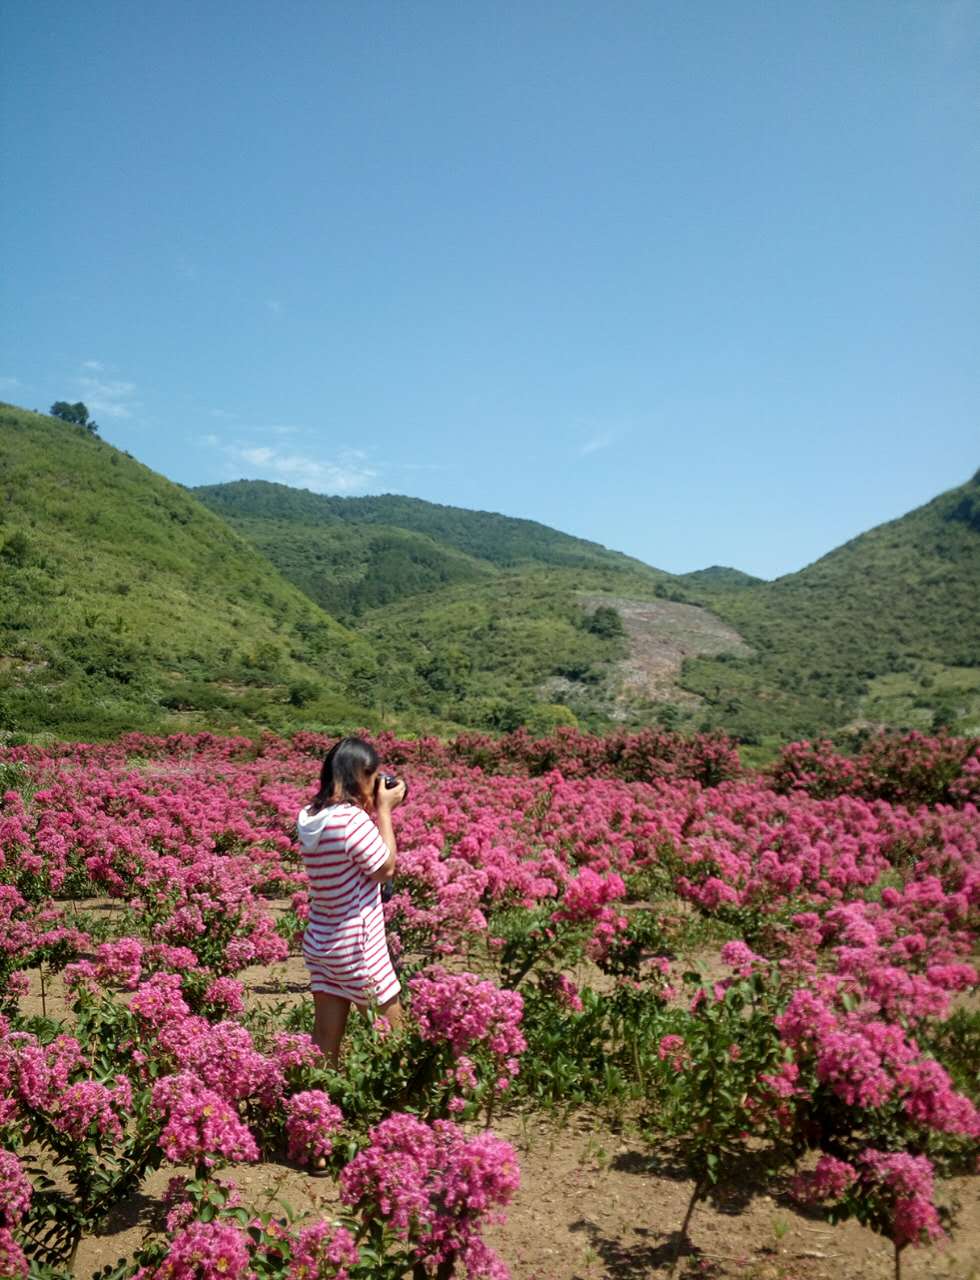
[345,808,390,876]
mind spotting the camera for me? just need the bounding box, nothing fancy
[379,772,409,801]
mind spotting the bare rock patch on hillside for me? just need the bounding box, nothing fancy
[581,594,752,716]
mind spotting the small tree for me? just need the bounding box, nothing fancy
[583,605,626,639]
[50,401,99,435]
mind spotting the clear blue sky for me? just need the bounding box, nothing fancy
[1,1,977,580]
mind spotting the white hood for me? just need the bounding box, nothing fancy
[297,804,336,852]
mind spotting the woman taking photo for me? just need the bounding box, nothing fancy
[296,736,406,1069]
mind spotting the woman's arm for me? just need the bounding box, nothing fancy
[366,780,406,883]
[366,815,395,883]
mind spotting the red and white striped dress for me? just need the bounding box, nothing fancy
[296,801,400,1007]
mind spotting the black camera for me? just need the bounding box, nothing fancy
[379,772,409,801]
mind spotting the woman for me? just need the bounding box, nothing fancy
[296,735,406,1069]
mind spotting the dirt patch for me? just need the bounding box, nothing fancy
[19,909,980,1280]
[69,1102,980,1280]
[485,1113,980,1279]
[579,595,751,716]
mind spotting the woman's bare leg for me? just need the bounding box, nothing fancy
[378,994,402,1031]
[312,992,351,1068]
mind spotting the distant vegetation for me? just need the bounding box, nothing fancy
[194,480,670,732]
[194,480,658,573]
[50,400,99,435]
[684,470,980,743]
[1,403,977,747]
[346,570,639,733]
[0,404,376,740]
[201,513,495,620]
[677,564,764,590]
[200,474,980,747]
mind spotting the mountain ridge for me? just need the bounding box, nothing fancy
[2,399,977,744]
[193,479,667,575]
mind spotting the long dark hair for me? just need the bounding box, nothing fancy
[308,736,379,815]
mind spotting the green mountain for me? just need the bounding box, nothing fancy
[190,505,496,620]
[194,480,660,603]
[681,469,980,742]
[195,472,980,744]
[4,402,975,747]
[193,480,687,730]
[678,565,765,590]
[0,404,377,739]
[195,480,658,567]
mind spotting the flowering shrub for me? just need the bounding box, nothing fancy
[283,1091,344,1167]
[151,1073,260,1169]
[768,730,980,807]
[409,968,526,1101]
[0,727,977,1276]
[793,1149,946,1276]
[340,1113,519,1278]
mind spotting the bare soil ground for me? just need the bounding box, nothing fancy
[578,595,752,716]
[19,935,979,1280]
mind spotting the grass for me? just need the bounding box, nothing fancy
[4,401,976,746]
[679,467,980,743]
[0,403,376,739]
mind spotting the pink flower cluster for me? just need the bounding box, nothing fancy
[283,1090,344,1165]
[151,1073,259,1168]
[551,867,629,960]
[133,1220,253,1280]
[539,972,584,1012]
[0,1149,31,1227]
[793,1150,945,1249]
[286,1221,359,1280]
[0,1024,126,1141]
[859,1150,945,1247]
[53,1076,132,1143]
[768,731,980,808]
[340,1112,519,1277]
[777,986,980,1137]
[408,967,526,1091]
[657,1034,687,1072]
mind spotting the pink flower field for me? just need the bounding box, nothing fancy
[0,727,978,1279]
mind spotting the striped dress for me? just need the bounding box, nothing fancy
[296,801,401,1007]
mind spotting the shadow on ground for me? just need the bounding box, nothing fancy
[570,1218,705,1279]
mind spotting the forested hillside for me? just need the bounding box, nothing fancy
[194,479,678,728]
[0,405,376,739]
[196,512,496,619]
[683,468,980,741]
[195,480,662,570]
[2,403,976,746]
[197,471,980,745]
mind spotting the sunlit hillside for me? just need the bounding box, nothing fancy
[0,404,375,739]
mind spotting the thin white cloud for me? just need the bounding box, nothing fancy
[240,446,275,465]
[224,440,377,494]
[201,432,221,447]
[394,460,454,472]
[579,430,614,457]
[0,375,20,391]
[266,299,283,315]
[77,374,140,420]
[209,408,233,419]
[81,359,104,372]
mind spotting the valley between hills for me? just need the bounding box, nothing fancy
[1,401,978,753]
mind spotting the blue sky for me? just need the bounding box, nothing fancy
[1,1,977,580]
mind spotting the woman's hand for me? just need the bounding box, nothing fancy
[376,777,407,809]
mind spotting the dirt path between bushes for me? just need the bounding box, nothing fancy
[69,1090,980,1280]
[19,940,977,1280]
